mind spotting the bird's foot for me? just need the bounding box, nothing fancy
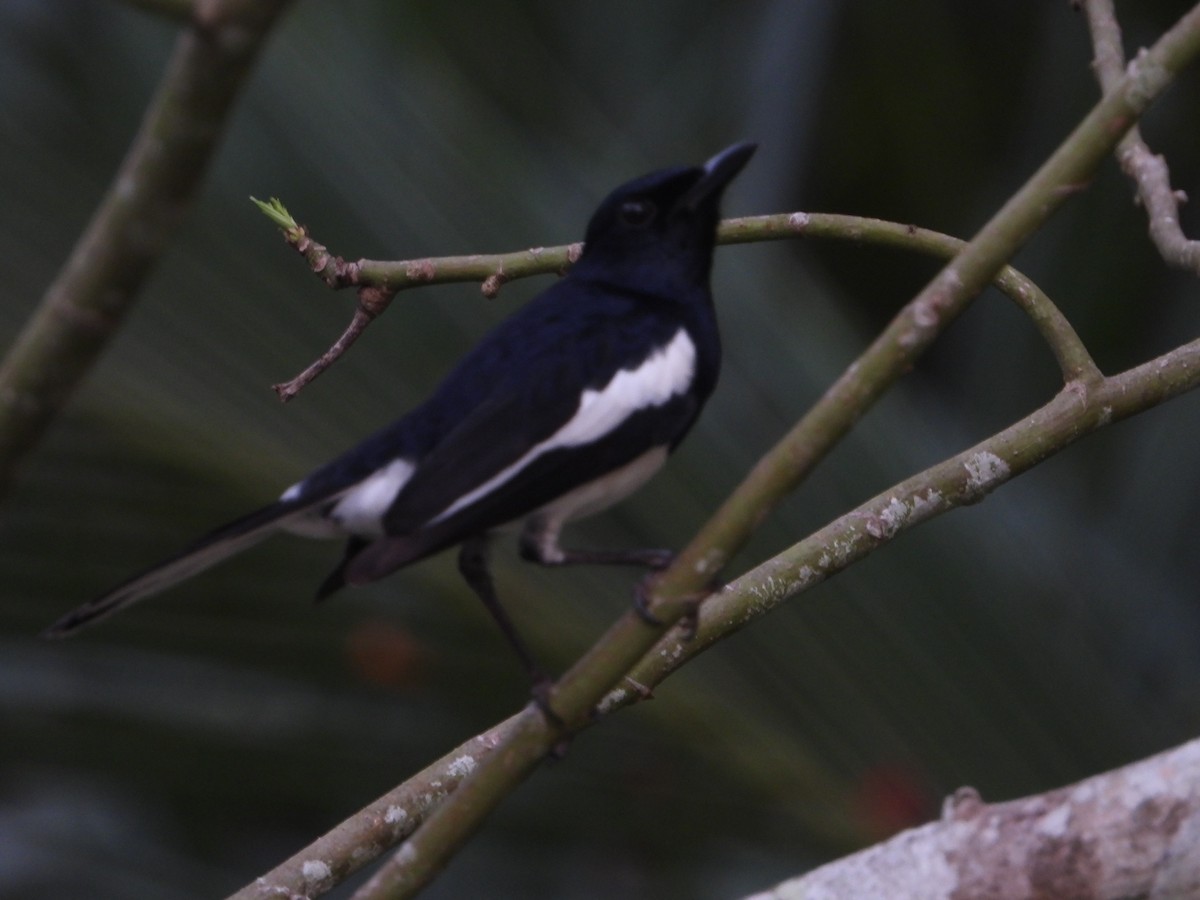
[633,575,724,636]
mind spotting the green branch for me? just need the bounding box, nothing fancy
[0,0,296,501]
[348,7,1200,898]
[262,211,1093,399]
[221,8,1200,898]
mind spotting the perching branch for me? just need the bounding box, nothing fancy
[225,718,521,900]
[226,9,1200,897]
[746,736,1200,899]
[262,209,1096,399]
[228,328,1200,900]
[628,333,1200,693]
[1084,0,1200,274]
[235,329,1200,900]
[0,0,296,501]
[256,195,584,399]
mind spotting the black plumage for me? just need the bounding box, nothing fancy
[44,143,756,680]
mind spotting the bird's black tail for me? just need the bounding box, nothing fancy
[41,497,329,638]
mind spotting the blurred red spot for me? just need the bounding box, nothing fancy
[344,618,428,690]
[853,763,936,839]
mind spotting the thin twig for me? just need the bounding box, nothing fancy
[272,287,395,401]
[720,214,1101,383]
[266,212,1093,398]
[1084,0,1200,273]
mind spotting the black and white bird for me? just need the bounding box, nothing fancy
[44,142,756,681]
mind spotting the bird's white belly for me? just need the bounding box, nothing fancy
[536,445,669,525]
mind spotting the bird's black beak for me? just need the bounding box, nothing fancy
[678,141,757,212]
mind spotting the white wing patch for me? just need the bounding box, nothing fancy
[431,328,696,524]
[330,458,416,535]
[281,458,416,538]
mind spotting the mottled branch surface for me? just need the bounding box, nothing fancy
[0,0,295,499]
[746,736,1200,899]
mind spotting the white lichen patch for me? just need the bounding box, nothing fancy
[867,496,911,539]
[658,640,686,661]
[396,842,418,866]
[1035,804,1071,837]
[447,755,477,779]
[301,859,332,883]
[385,805,408,825]
[596,687,627,715]
[910,488,944,515]
[964,451,1010,490]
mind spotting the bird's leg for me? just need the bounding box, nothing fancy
[519,522,675,571]
[521,519,692,640]
[458,536,561,722]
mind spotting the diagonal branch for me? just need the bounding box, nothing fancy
[1084,0,1200,274]
[226,331,1200,900]
[229,8,1200,896]
[648,2,1200,614]
[628,334,1200,692]
[350,7,1200,897]
[0,0,296,501]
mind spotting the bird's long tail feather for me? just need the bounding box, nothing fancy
[42,498,329,638]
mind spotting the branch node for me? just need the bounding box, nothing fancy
[357,285,395,320]
[481,272,507,299]
[404,259,437,283]
[943,786,985,821]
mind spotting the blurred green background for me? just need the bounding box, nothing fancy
[3,1,1200,897]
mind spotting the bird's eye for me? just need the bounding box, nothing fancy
[618,199,656,227]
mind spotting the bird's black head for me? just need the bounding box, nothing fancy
[571,142,756,297]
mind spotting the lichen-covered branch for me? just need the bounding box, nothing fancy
[647,2,1200,613]
[1084,0,1200,274]
[629,334,1200,693]
[0,0,295,500]
[746,736,1200,899]
[340,9,1200,897]
[217,12,1200,897]
[225,719,521,900]
[227,327,1200,900]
